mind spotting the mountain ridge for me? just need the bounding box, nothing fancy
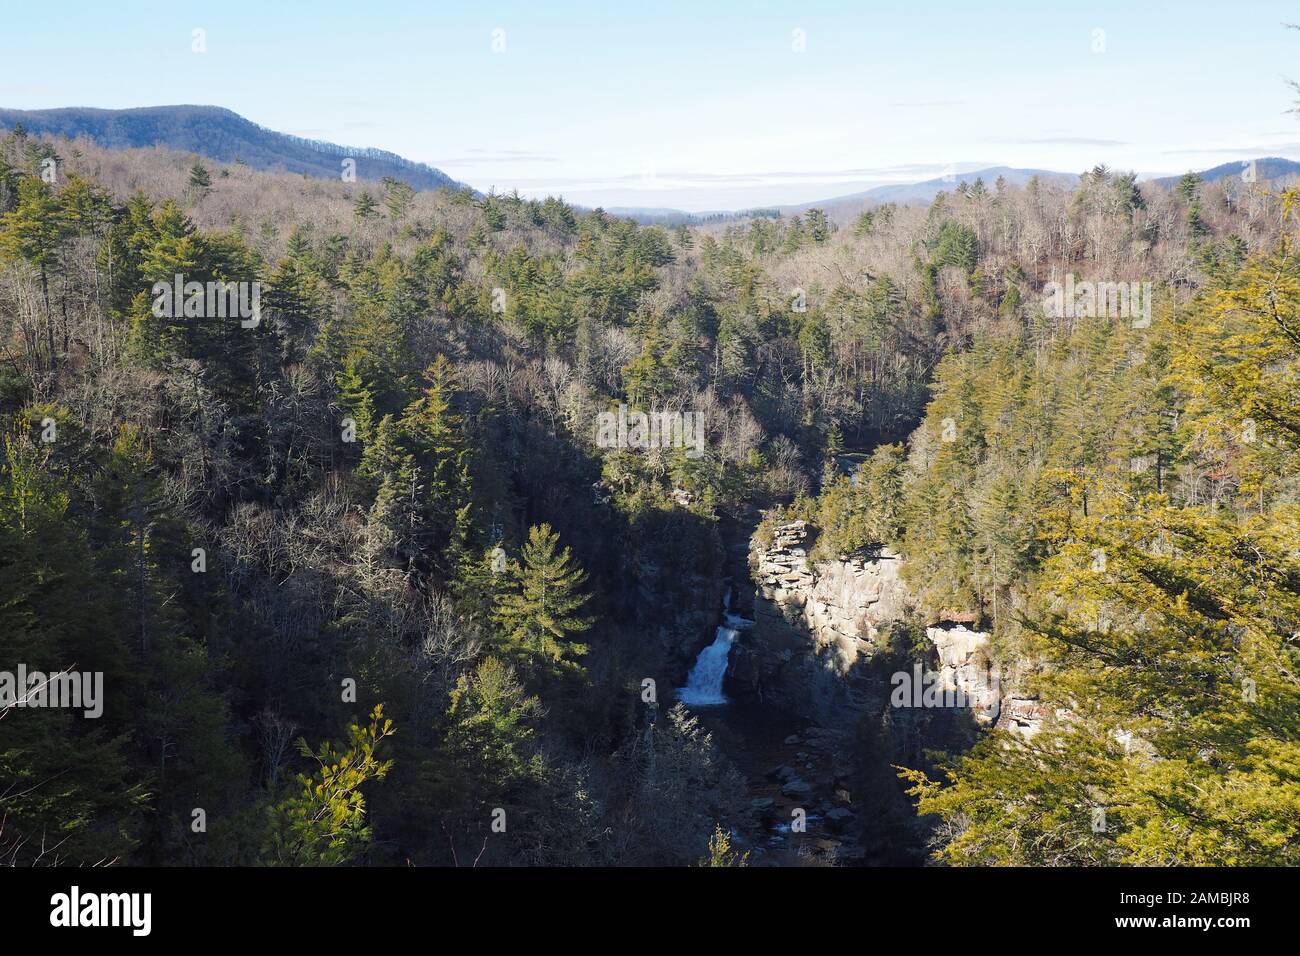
[1150,156,1300,187]
[0,104,469,193]
[5,105,1300,223]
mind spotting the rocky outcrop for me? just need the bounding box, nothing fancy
[753,521,908,660]
[737,519,901,721]
[925,624,1000,725]
[753,522,909,638]
[737,518,1043,735]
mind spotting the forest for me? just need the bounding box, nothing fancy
[0,119,1295,867]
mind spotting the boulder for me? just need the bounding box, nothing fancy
[781,778,814,798]
[825,807,855,832]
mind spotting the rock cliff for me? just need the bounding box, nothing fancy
[735,518,1046,734]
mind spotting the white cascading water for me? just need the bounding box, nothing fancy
[678,592,754,706]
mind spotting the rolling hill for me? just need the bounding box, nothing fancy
[1151,156,1300,187]
[0,105,467,192]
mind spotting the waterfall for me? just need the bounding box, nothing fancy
[678,593,754,706]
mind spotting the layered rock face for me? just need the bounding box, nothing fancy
[751,520,906,664]
[737,519,1043,735]
[925,623,1001,725]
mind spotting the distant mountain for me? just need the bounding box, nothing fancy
[0,105,467,192]
[1152,156,1300,187]
[782,166,1079,215]
[607,168,1082,224]
[604,206,778,226]
[603,207,704,226]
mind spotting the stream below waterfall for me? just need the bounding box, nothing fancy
[675,591,857,865]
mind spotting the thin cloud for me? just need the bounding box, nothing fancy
[1161,142,1300,155]
[434,151,560,165]
[995,136,1127,146]
[0,84,57,96]
[500,162,996,192]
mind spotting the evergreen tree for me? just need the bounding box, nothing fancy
[382,178,414,220]
[494,523,594,676]
[187,161,212,195]
[0,176,67,369]
[0,428,146,865]
[701,825,749,866]
[353,191,378,221]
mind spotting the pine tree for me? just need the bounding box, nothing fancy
[336,357,377,445]
[0,176,67,370]
[382,178,415,220]
[187,161,212,195]
[494,523,594,676]
[365,449,425,571]
[805,207,831,243]
[623,317,674,405]
[445,657,541,802]
[0,428,146,865]
[398,356,470,573]
[998,277,1022,317]
[902,496,1300,865]
[896,211,1300,865]
[353,191,378,221]
[701,824,749,866]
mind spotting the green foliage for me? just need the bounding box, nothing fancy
[381,177,414,220]
[903,498,1300,865]
[932,219,977,272]
[494,523,594,677]
[0,429,146,865]
[353,191,378,220]
[0,176,65,281]
[701,824,749,866]
[263,706,395,866]
[445,657,542,809]
[809,442,906,560]
[805,207,831,243]
[3,120,1292,870]
[897,205,1300,865]
[187,161,212,193]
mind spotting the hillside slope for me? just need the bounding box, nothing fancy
[0,104,466,191]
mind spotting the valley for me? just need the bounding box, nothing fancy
[0,96,1297,869]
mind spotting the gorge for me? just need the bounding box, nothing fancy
[672,513,1051,864]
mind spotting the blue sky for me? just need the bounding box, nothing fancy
[4,1,1300,210]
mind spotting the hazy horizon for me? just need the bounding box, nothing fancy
[4,0,1300,210]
